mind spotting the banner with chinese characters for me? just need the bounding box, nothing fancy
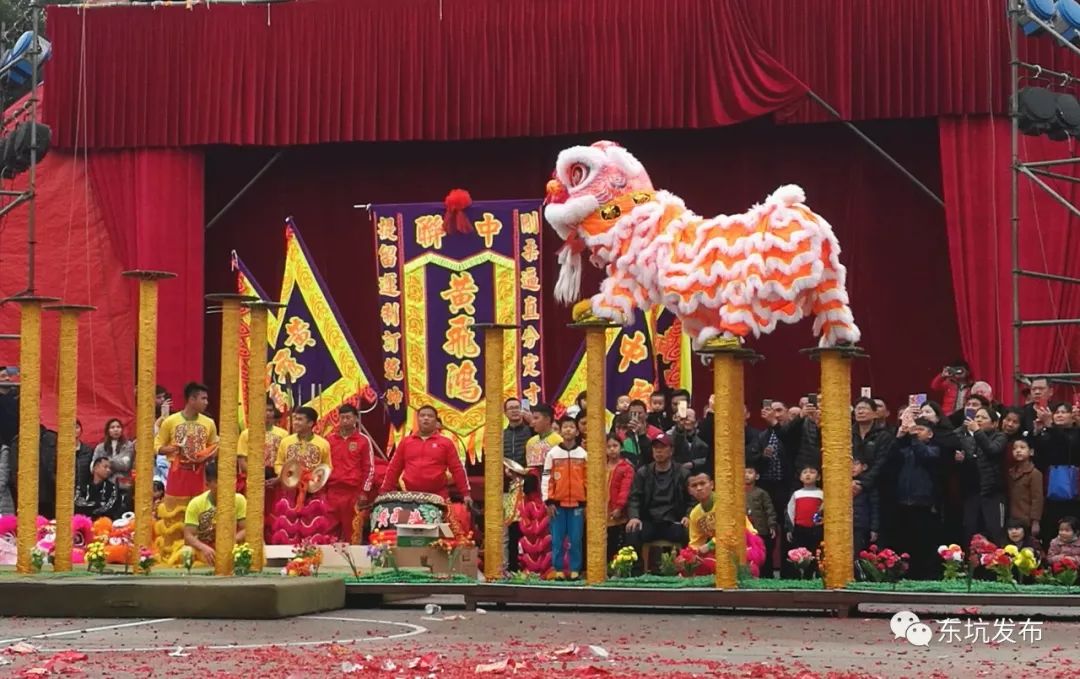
[264,219,380,433]
[551,307,691,421]
[232,251,274,430]
[371,199,544,461]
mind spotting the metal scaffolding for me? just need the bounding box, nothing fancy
[0,2,44,296]
[1008,1,1080,397]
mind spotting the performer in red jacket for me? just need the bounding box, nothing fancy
[325,404,374,542]
[379,405,473,505]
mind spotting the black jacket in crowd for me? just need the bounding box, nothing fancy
[852,469,880,533]
[955,427,1007,497]
[1033,426,1080,470]
[626,462,692,524]
[852,424,895,492]
[889,435,941,507]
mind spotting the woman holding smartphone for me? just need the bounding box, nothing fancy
[1033,402,1080,549]
[955,407,1007,545]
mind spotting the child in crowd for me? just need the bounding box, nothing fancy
[1006,439,1043,538]
[1047,516,1080,565]
[786,466,824,558]
[606,434,634,561]
[152,480,165,517]
[851,457,879,558]
[542,416,587,580]
[1005,518,1042,562]
[744,463,777,577]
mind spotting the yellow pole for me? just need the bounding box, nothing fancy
[820,349,854,588]
[208,294,253,575]
[479,324,510,580]
[710,351,737,588]
[583,325,609,585]
[47,304,95,572]
[12,295,56,573]
[244,301,278,571]
[729,358,747,566]
[122,270,175,559]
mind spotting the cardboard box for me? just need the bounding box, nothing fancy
[393,545,478,577]
[395,523,453,548]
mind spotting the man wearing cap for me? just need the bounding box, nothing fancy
[624,432,693,573]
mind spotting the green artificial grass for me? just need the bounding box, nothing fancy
[847,579,1077,595]
[0,565,343,580]
[345,570,474,584]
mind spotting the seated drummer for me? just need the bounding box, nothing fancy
[379,404,473,508]
[183,459,247,566]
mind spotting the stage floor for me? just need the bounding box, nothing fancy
[0,608,1072,678]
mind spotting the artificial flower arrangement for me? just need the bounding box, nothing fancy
[787,547,816,579]
[365,543,397,572]
[332,542,361,579]
[136,547,155,575]
[281,538,323,577]
[937,544,965,580]
[674,546,703,577]
[1009,545,1040,582]
[30,547,47,573]
[857,545,909,583]
[609,546,637,578]
[232,543,254,576]
[180,545,195,575]
[85,540,107,574]
[1035,555,1079,587]
[431,531,476,576]
[967,534,1040,586]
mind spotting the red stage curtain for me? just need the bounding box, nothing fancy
[202,119,959,442]
[939,116,1080,397]
[742,0,1080,124]
[43,0,805,149]
[0,152,136,435]
[87,150,205,399]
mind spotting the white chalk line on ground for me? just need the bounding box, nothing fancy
[0,618,176,646]
[3,616,428,654]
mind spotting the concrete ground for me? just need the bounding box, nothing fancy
[0,602,1076,678]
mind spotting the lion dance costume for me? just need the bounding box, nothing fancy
[543,141,860,347]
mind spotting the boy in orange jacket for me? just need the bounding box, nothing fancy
[542,416,587,579]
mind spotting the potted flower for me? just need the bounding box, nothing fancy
[233,543,254,576]
[85,540,107,574]
[137,547,155,575]
[787,547,816,579]
[674,546,703,577]
[609,546,637,578]
[180,545,195,575]
[937,544,964,580]
[857,545,909,584]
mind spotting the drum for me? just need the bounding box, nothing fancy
[370,491,446,531]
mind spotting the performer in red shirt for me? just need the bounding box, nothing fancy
[380,405,472,505]
[325,404,374,543]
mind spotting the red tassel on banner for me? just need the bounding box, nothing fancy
[444,188,473,234]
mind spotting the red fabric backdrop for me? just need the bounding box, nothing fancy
[43,0,806,148]
[203,119,959,437]
[0,152,135,436]
[87,150,206,401]
[939,117,1080,398]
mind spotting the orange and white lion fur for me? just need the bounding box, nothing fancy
[544,141,860,347]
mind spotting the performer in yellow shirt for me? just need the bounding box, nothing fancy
[274,406,332,475]
[237,399,288,488]
[685,467,767,577]
[183,459,247,566]
[154,382,219,565]
[156,382,219,498]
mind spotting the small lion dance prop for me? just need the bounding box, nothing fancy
[544,141,860,347]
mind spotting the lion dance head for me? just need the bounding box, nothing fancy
[544,141,654,304]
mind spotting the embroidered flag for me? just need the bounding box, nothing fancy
[370,200,544,461]
[266,218,380,433]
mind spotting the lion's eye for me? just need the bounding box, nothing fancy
[569,163,588,187]
[600,204,621,220]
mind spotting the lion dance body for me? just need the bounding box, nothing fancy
[544,141,860,347]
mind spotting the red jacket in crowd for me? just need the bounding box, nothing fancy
[607,458,635,523]
[379,432,470,499]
